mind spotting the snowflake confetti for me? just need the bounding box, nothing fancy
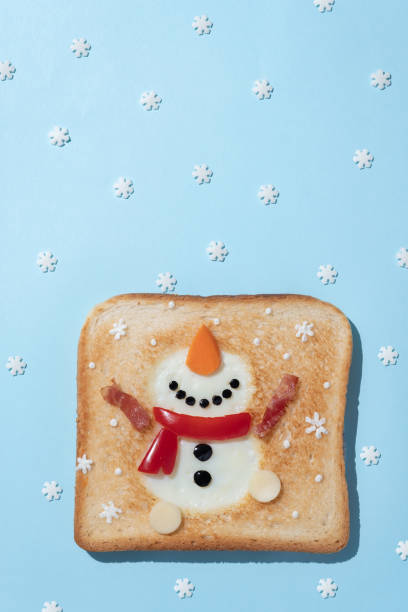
[192,164,213,185]
[252,79,273,100]
[192,15,213,35]
[360,446,381,466]
[76,454,93,474]
[174,578,195,599]
[258,184,279,205]
[396,540,408,561]
[317,264,338,285]
[353,149,373,169]
[305,412,328,439]
[42,481,63,502]
[206,241,228,262]
[396,247,408,268]
[99,501,122,523]
[113,177,134,199]
[42,602,63,612]
[140,91,162,111]
[0,59,16,80]
[156,272,177,293]
[295,321,314,342]
[370,69,391,90]
[317,578,338,599]
[70,38,91,58]
[109,318,127,340]
[37,251,58,272]
[5,356,27,376]
[377,346,398,366]
[49,126,70,147]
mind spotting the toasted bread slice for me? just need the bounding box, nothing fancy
[75,294,352,552]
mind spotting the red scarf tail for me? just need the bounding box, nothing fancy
[138,428,177,475]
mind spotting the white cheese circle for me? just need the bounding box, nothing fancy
[248,470,281,502]
[149,500,182,534]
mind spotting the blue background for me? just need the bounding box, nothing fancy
[1,1,407,610]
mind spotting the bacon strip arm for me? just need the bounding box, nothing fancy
[100,383,151,431]
[255,374,299,438]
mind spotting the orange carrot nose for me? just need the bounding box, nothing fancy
[186,324,221,376]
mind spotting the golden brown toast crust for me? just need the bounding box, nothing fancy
[75,294,352,552]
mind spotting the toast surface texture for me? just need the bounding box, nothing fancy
[75,294,352,552]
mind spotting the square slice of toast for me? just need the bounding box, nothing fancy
[75,294,352,552]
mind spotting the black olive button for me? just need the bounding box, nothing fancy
[186,396,195,406]
[199,399,209,408]
[175,390,186,399]
[194,443,212,461]
[169,380,178,391]
[194,470,212,487]
[222,388,232,399]
[212,395,222,405]
[230,379,240,388]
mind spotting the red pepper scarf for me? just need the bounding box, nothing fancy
[138,407,251,475]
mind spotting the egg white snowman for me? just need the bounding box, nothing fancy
[137,325,282,533]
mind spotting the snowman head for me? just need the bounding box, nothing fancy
[151,325,255,417]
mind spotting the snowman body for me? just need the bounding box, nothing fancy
[141,349,260,511]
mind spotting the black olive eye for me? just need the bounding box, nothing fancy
[186,396,195,406]
[199,399,209,408]
[230,379,240,389]
[176,390,186,399]
[222,389,232,399]
[169,380,178,391]
[212,395,222,405]
[194,444,212,461]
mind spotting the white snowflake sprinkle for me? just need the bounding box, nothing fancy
[174,578,195,599]
[360,446,381,466]
[89,362,95,369]
[37,251,58,272]
[110,418,118,427]
[258,184,279,205]
[396,540,408,561]
[370,69,391,90]
[156,272,177,293]
[150,338,157,346]
[283,439,290,449]
[42,481,63,502]
[317,264,338,285]
[265,307,272,315]
[353,149,373,169]
[99,501,122,523]
[76,454,93,474]
[206,241,228,262]
[42,602,63,612]
[109,319,127,340]
[113,177,134,199]
[49,126,70,147]
[252,79,273,100]
[396,247,408,268]
[323,381,331,389]
[315,474,323,482]
[283,352,291,360]
[114,467,122,476]
[295,321,314,342]
[305,412,328,439]
[140,91,162,111]
[253,337,260,346]
[192,164,213,184]
[292,510,299,519]
[70,38,91,58]
[0,59,16,80]
[5,356,27,376]
[377,346,398,366]
[192,15,213,35]
[317,578,338,599]
[213,318,220,325]
[168,300,175,309]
